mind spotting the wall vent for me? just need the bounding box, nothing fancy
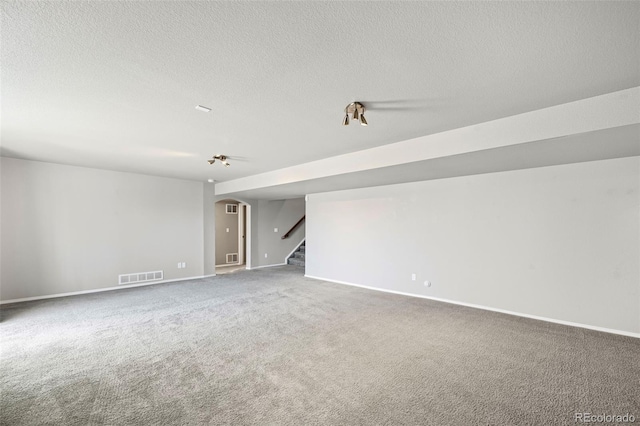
[118,270,163,285]
[226,204,238,214]
[226,253,238,263]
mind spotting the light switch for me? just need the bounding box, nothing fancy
[226,228,229,233]
[274,228,278,233]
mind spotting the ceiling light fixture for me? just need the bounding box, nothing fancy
[207,154,230,167]
[195,105,212,112]
[342,102,367,126]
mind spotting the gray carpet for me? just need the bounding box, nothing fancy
[1,266,638,425]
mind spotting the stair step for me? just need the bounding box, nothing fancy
[298,245,305,252]
[288,258,305,266]
[294,252,305,259]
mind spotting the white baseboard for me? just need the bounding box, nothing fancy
[304,275,640,339]
[247,263,287,270]
[0,275,210,305]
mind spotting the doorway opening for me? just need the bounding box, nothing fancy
[215,199,251,275]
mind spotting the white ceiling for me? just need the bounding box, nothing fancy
[2,2,639,191]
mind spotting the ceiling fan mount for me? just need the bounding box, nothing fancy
[207,154,230,167]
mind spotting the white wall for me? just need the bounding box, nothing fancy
[306,157,640,335]
[1,158,205,301]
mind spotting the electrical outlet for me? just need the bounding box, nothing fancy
[274,228,278,233]
[411,273,416,281]
[424,281,431,287]
[182,262,186,268]
[177,262,182,269]
[265,253,268,258]
[226,228,229,233]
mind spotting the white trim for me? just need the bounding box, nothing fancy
[284,238,305,263]
[0,275,209,305]
[304,275,640,339]
[215,263,241,267]
[238,204,245,265]
[246,204,252,269]
[246,263,287,270]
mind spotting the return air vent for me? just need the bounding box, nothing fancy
[226,253,238,263]
[118,270,163,285]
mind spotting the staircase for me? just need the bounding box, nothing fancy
[287,242,305,267]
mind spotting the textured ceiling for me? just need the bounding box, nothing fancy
[2,1,639,183]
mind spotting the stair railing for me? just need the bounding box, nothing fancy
[282,216,305,239]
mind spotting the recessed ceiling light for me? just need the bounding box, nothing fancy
[195,105,211,112]
[207,179,215,183]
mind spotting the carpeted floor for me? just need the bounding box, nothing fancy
[1,266,638,425]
